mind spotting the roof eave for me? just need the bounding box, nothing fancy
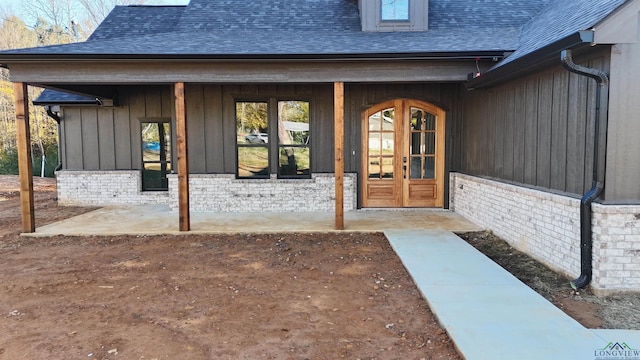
[32,99,102,106]
[465,30,595,90]
[0,50,508,63]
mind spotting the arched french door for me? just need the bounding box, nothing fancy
[362,99,446,208]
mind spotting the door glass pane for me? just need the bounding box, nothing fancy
[381,108,394,131]
[425,132,436,155]
[381,157,394,179]
[425,113,436,131]
[410,132,422,155]
[424,156,435,179]
[368,133,382,156]
[410,157,422,179]
[411,108,423,131]
[369,111,381,131]
[381,132,394,154]
[368,157,381,179]
[368,107,395,181]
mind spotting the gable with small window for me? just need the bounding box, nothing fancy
[359,0,428,32]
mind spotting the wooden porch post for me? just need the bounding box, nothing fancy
[334,82,345,230]
[174,82,190,231]
[14,82,35,233]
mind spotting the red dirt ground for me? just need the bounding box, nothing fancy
[0,175,459,360]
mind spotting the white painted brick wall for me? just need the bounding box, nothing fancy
[167,173,357,212]
[450,173,582,279]
[57,171,356,213]
[56,170,169,206]
[592,204,640,293]
[451,173,640,294]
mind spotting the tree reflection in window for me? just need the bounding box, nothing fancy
[278,101,310,178]
[141,120,171,191]
[236,102,269,178]
[236,100,310,179]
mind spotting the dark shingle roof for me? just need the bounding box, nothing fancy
[0,27,521,56]
[428,0,553,30]
[88,5,186,41]
[33,89,100,105]
[0,0,553,57]
[0,0,628,62]
[497,0,628,67]
[176,0,362,32]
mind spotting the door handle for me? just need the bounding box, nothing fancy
[403,165,407,179]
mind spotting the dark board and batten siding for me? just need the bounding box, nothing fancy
[459,50,608,198]
[60,86,173,171]
[59,82,464,207]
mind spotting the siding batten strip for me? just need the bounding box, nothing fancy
[334,82,345,230]
[174,82,190,231]
[14,82,35,233]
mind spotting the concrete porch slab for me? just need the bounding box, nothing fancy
[31,205,482,236]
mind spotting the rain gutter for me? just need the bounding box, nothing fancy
[466,30,594,90]
[0,51,507,64]
[34,99,102,106]
[560,49,609,289]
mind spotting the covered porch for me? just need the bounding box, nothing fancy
[28,206,482,236]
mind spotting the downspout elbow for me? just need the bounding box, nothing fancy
[45,106,63,172]
[561,49,609,87]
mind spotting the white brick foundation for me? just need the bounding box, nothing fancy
[592,204,640,293]
[56,170,357,213]
[451,173,640,294]
[167,173,357,212]
[56,170,170,206]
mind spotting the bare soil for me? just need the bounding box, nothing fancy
[458,231,640,330]
[1,175,638,360]
[0,176,459,360]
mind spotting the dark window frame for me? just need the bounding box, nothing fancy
[277,100,311,179]
[140,118,172,191]
[235,98,311,180]
[236,101,270,179]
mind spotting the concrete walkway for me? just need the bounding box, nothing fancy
[386,229,640,360]
[32,205,482,236]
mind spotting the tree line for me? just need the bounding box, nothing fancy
[0,0,153,176]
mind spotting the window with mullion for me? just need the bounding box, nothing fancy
[236,100,310,179]
[236,101,269,178]
[141,120,172,191]
[277,100,310,178]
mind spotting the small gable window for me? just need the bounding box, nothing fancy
[381,0,409,21]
